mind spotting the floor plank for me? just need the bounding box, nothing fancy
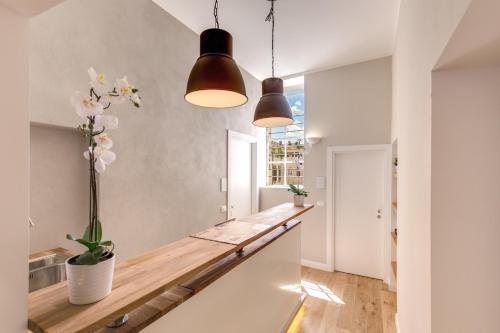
[287,267,397,333]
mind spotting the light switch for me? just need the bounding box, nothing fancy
[220,178,227,192]
[316,176,325,189]
[316,201,325,207]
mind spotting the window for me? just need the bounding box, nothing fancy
[267,77,304,186]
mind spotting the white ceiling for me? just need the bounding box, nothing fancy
[153,0,399,80]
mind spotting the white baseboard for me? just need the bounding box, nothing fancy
[395,313,400,333]
[301,259,332,272]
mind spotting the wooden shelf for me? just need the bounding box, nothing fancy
[28,203,313,333]
[391,232,397,245]
[391,261,397,277]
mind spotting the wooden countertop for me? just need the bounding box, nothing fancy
[28,203,313,333]
[95,220,303,333]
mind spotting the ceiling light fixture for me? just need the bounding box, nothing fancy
[185,0,248,108]
[253,0,293,128]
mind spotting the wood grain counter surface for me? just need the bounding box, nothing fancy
[28,203,313,333]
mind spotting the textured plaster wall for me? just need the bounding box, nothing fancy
[29,0,263,260]
[30,124,88,254]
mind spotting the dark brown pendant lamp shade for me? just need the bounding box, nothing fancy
[185,15,248,108]
[253,0,293,128]
[253,77,293,127]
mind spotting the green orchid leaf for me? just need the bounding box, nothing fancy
[96,220,103,242]
[99,240,113,246]
[76,252,99,265]
[91,246,104,258]
[82,226,90,242]
[66,234,76,241]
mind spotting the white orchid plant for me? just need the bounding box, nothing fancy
[66,68,141,265]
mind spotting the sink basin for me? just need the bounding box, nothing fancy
[29,253,70,292]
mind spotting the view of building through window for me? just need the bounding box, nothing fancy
[267,77,305,186]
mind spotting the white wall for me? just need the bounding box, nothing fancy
[261,57,392,267]
[29,0,263,260]
[432,66,500,333]
[392,0,471,332]
[0,5,29,332]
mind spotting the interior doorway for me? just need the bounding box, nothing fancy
[227,130,258,219]
[327,145,391,279]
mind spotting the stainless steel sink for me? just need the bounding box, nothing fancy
[29,253,69,292]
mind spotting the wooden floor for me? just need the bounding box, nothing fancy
[287,267,397,333]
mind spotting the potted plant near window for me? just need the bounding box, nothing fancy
[65,68,141,305]
[288,184,309,207]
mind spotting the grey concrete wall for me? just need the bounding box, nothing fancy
[29,0,262,260]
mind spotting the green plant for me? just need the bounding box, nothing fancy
[287,184,309,197]
[66,222,113,265]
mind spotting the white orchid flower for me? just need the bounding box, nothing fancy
[100,94,123,105]
[83,146,116,173]
[94,115,118,131]
[95,133,113,150]
[130,92,141,107]
[115,76,134,97]
[70,91,103,118]
[88,67,111,96]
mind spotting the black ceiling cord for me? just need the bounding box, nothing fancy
[214,0,220,29]
[265,0,276,78]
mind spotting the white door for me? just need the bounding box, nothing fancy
[332,148,387,279]
[228,131,257,219]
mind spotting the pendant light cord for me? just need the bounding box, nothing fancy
[265,1,276,77]
[214,0,220,29]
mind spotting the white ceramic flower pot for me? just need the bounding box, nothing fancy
[294,194,305,207]
[65,252,115,305]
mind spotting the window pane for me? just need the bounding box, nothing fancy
[266,77,305,186]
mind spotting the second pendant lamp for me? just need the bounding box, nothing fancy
[185,0,247,108]
[253,0,293,128]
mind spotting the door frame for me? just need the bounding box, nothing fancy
[326,145,392,282]
[227,130,258,220]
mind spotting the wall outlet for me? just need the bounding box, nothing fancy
[220,205,227,213]
[316,201,325,207]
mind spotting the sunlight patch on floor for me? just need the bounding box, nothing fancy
[281,280,345,304]
[301,280,345,304]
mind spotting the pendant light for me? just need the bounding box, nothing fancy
[185,0,248,108]
[253,0,293,128]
